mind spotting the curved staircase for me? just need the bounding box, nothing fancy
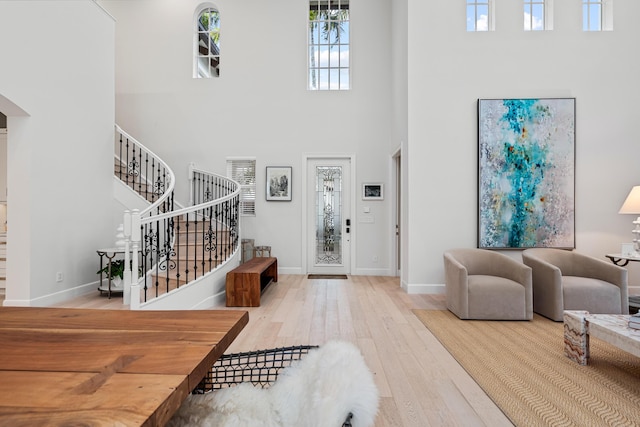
[114,125,240,309]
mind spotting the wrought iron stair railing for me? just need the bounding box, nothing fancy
[115,126,173,212]
[114,126,240,308]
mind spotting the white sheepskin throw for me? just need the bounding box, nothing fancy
[167,382,282,427]
[167,340,379,427]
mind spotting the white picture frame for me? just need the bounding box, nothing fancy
[362,183,383,200]
[266,166,292,201]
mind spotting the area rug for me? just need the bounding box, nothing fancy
[412,310,640,426]
[307,274,348,280]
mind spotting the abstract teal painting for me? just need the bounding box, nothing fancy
[478,98,575,249]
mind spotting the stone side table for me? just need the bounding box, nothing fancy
[563,310,590,365]
[563,310,640,366]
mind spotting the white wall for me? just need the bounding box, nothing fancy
[4,0,635,304]
[100,0,395,276]
[0,1,115,305]
[390,0,409,285]
[406,0,640,290]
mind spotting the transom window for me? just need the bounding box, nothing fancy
[195,6,220,78]
[308,0,350,91]
[466,0,493,32]
[583,0,613,31]
[524,0,546,31]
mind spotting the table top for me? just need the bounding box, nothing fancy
[0,306,249,426]
[605,253,640,267]
[605,253,640,261]
[230,256,277,273]
[567,311,640,359]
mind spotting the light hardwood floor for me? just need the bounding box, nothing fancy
[53,275,512,426]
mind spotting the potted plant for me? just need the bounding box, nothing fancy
[97,259,125,288]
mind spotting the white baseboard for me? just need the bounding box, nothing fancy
[210,290,227,307]
[278,267,394,276]
[3,281,96,307]
[402,282,446,295]
[279,267,303,275]
[353,267,393,276]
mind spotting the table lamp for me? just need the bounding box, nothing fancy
[619,185,640,256]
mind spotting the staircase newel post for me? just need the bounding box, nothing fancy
[130,209,141,310]
[123,210,132,306]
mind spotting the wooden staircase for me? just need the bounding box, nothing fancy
[114,158,228,304]
[113,129,240,308]
[115,159,165,206]
[140,217,234,302]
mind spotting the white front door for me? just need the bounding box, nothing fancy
[306,158,351,275]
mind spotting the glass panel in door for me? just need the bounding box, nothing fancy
[307,158,350,275]
[315,166,342,265]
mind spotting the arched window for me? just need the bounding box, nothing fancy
[195,5,220,78]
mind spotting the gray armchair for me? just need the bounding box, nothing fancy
[522,248,628,321]
[443,248,533,320]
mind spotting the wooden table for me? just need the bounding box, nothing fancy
[0,306,249,426]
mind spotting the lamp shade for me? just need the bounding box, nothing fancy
[619,186,640,214]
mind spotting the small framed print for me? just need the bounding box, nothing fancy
[266,166,292,201]
[621,243,635,257]
[362,183,383,200]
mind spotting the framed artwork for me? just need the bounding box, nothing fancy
[478,98,575,249]
[266,166,292,201]
[362,183,383,200]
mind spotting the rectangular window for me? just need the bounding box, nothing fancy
[466,0,493,32]
[583,0,613,31]
[308,0,350,90]
[524,0,545,31]
[227,158,256,216]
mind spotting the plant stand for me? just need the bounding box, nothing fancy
[96,248,126,299]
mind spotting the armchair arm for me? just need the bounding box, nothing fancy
[572,252,628,288]
[497,256,533,320]
[443,252,469,291]
[443,252,469,318]
[522,251,564,321]
[572,252,628,315]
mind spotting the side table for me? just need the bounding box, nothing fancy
[96,248,138,299]
[605,253,640,314]
[605,253,640,267]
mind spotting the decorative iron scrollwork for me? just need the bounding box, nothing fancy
[128,157,140,177]
[154,176,165,195]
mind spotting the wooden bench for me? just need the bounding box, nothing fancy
[226,257,278,307]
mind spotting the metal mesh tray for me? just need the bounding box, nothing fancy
[194,345,353,426]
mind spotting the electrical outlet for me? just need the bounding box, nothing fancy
[372,255,378,263]
[56,272,63,282]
